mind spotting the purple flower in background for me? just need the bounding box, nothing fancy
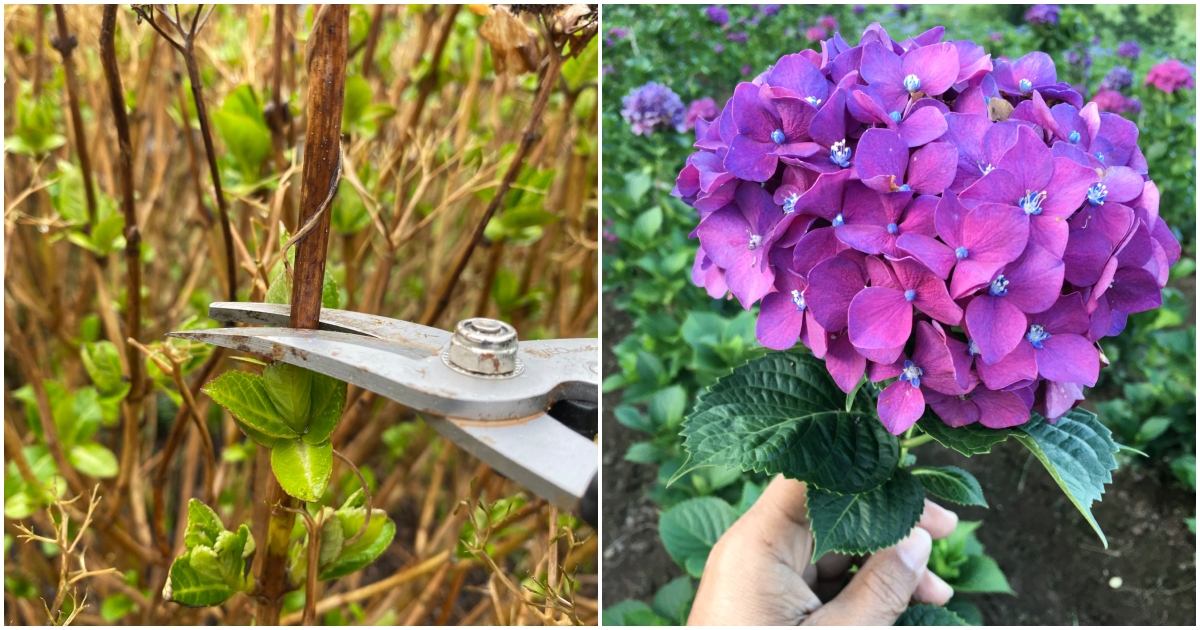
[602,65,613,76]
[805,26,828,42]
[683,97,718,132]
[818,15,839,31]
[677,23,1180,432]
[989,32,1003,42]
[740,65,752,75]
[1126,96,1143,114]
[1145,59,1195,94]
[759,4,782,17]
[608,27,629,40]
[894,4,911,15]
[727,31,748,44]
[1025,4,1061,25]
[714,44,725,53]
[1116,41,1142,61]
[853,5,866,15]
[621,82,686,136]
[1100,65,1133,91]
[706,5,729,26]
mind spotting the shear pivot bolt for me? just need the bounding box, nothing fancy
[448,318,519,375]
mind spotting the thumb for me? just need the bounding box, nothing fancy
[802,528,932,626]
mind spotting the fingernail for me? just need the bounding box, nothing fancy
[930,572,955,602]
[895,527,932,571]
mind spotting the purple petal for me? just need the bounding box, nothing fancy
[825,333,867,394]
[965,295,1028,364]
[912,321,967,395]
[934,190,968,248]
[1062,228,1113,287]
[837,224,893,255]
[696,205,750,268]
[793,169,853,221]
[877,380,925,435]
[925,390,980,427]
[958,168,1023,211]
[848,287,912,349]
[893,257,963,325]
[860,40,903,88]
[725,134,778,182]
[1036,334,1099,387]
[768,53,830,101]
[792,227,848,277]
[898,106,948,147]
[1042,381,1085,420]
[756,290,805,350]
[1003,243,1065,315]
[975,338,1037,390]
[856,128,909,192]
[1106,267,1162,314]
[906,142,957,195]
[901,42,960,95]
[997,125,1053,192]
[806,255,866,332]
[1041,157,1099,218]
[1035,292,1090,335]
[971,389,1031,429]
[897,233,956,279]
[732,82,780,141]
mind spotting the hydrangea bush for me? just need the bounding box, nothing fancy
[671,21,1179,569]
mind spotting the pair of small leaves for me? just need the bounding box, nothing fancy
[287,490,396,584]
[165,500,256,608]
[203,363,346,502]
[928,520,1014,595]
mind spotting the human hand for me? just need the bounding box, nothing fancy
[688,476,959,625]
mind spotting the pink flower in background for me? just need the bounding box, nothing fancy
[740,64,752,75]
[805,26,827,42]
[1144,59,1195,94]
[1092,88,1133,114]
[683,97,718,132]
[818,15,839,31]
[989,32,1003,42]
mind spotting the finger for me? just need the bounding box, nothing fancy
[918,500,959,539]
[748,475,810,528]
[801,528,932,626]
[913,565,954,605]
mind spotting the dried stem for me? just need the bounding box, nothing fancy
[51,5,98,230]
[100,5,147,520]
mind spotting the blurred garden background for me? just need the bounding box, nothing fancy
[601,4,1195,625]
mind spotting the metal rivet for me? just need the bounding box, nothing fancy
[447,318,519,376]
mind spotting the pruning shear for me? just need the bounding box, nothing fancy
[168,302,599,526]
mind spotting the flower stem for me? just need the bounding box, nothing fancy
[899,433,935,450]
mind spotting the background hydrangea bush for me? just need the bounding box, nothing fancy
[603,4,1194,626]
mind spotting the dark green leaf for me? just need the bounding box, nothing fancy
[911,466,987,507]
[1013,409,1119,547]
[807,468,925,558]
[651,575,695,624]
[895,604,970,626]
[947,554,1014,595]
[165,550,235,608]
[917,414,1014,457]
[262,362,313,434]
[602,600,670,626]
[648,385,688,429]
[679,354,898,494]
[305,372,346,445]
[944,596,984,626]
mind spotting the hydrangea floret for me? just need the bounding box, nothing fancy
[674,23,1180,435]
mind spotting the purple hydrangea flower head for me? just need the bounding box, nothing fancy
[1092,88,1135,114]
[818,15,839,31]
[1100,66,1133,91]
[853,5,866,15]
[805,26,828,42]
[714,44,725,53]
[727,31,748,44]
[706,5,729,26]
[676,23,1181,434]
[621,82,686,136]
[759,4,782,17]
[1025,4,1061,25]
[989,32,1003,42]
[1116,41,1141,61]
[1145,59,1195,94]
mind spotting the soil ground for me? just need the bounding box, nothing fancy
[601,294,1197,625]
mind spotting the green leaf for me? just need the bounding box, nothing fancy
[602,600,671,626]
[895,604,970,626]
[100,594,136,622]
[944,596,984,626]
[807,468,926,558]
[342,75,372,132]
[321,507,396,580]
[262,362,313,434]
[624,441,663,463]
[80,341,124,395]
[305,372,346,445]
[211,85,271,175]
[911,466,987,507]
[67,443,119,478]
[658,497,739,578]
[917,414,1014,456]
[614,405,655,433]
[1170,455,1195,491]
[561,36,598,90]
[270,439,333,502]
[648,385,688,429]
[947,554,1014,595]
[203,370,299,447]
[632,206,663,241]
[1013,409,1118,547]
[679,354,898,495]
[165,549,236,607]
[1136,416,1172,443]
[651,575,695,624]
[184,498,225,549]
